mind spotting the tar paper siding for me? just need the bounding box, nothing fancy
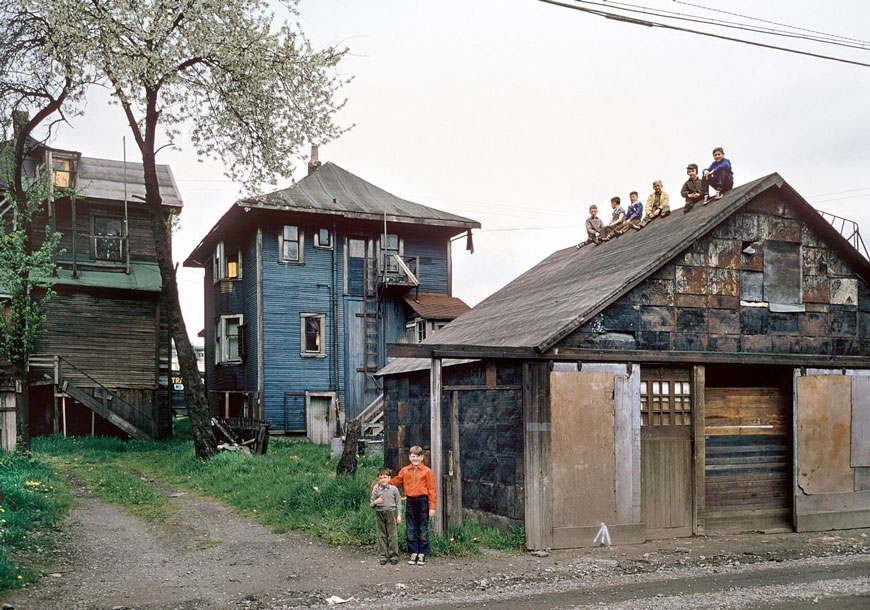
[243,235,259,393]
[383,361,525,525]
[559,194,870,357]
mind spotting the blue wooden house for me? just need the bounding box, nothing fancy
[184,158,478,441]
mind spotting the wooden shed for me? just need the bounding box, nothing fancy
[384,173,870,548]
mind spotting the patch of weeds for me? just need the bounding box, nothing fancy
[0,450,71,593]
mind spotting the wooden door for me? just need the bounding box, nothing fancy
[641,368,693,538]
[704,387,791,533]
[306,395,332,445]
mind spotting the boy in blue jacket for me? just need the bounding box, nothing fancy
[702,146,733,203]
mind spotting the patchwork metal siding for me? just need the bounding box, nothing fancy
[261,224,336,431]
[404,236,449,294]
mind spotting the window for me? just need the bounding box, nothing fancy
[280,225,303,263]
[640,374,692,426]
[94,216,124,261]
[417,320,427,343]
[314,228,332,249]
[215,315,245,363]
[764,241,802,306]
[301,313,325,356]
[213,241,242,280]
[52,158,71,188]
[381,233,400,274]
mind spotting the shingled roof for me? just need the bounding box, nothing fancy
[404,292,470,320]
[416,173,870,353]
[77,157,182,208]
[185,162,480,267]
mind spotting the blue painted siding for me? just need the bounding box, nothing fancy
[242,236,259,392]
[403,235,449,293]
[261,223,338,431]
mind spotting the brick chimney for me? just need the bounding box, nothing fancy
[307,145,321,175]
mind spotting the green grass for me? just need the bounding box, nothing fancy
[0,450,71,593]
[31,418,525,557]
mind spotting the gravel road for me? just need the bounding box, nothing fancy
[3,477,868,609]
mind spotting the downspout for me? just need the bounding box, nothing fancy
[123,137,130,275]
[332,221,340,434]
[256,228,264,420]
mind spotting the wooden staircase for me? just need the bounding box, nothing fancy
[357,393,384,437]
[29,355,152,440]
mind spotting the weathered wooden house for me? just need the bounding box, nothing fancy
[183,159,478,442]
[4,140,179,442]
[383,173,870,548]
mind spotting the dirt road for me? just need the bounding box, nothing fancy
[3,479,868,609]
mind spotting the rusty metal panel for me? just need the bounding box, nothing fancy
[628,278,674,306]
[764,241,801,304]
[675,265,708,295]
[732,213,760,241]
[852,376,870,467]
[709,309,739,335]
[802,247,827,277]
[801,337,830,354]
[741,241,765,272]
[640,306,674,331]
[828,250,852,276]
[709,268,740,296]
[747,195,786,217]
[709,334,740,352]
[708,295,739,309]
[803,275,829,303]
[741,335,772,352]
[680,241,707,266]
[741,271,764,302]
[797,375,854,494]
[801,224,825,248]
[709,239,742,269]
[830,278,858,306]
[675,294,706,308]
[805,303,829,313]
[767,217,801,242]
[799,312,828,336]
[550,371,616,527]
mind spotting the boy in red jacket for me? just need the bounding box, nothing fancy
[390,445,437,566]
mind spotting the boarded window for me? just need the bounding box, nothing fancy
[741,271,764,302]
[381,233,400,274]
[764,241,801,305]
[94,216,124,261]
[301,313,325,356]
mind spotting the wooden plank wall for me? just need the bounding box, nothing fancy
[37,291,160,388]
[550,371,616,527]
[523,361,552,550]
[704,387,791,532]
[796,375,854,494]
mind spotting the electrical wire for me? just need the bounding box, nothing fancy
[539,0,870,67]
[670,0,870,46]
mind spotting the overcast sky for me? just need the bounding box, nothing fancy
[45,0,870,343]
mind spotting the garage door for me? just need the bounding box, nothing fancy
[704,387,791,533]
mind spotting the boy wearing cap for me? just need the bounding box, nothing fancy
[681,164,703,213]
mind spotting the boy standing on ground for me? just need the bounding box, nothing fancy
[585,204,603,244]
[681,164,703,213]
[639,180,670,227]
[390,446,437,566]
[702,146,734,203]
[370,467,402,565]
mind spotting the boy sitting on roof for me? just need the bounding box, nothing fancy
[584,204,604,245]
[638,181,670,228]
[701,146,733,203]
[599,197,625,242]
[617,191,644,233]
[681,164,703,213]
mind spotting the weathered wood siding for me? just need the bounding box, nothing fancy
[36,290,159,388]
[402,231,450,294]
[561,193,870,357]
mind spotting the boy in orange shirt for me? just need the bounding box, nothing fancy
[390,445,437,566]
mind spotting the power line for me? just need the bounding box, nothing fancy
[596,0,870,50]
[670,0,870,46]
[539,0,870,68]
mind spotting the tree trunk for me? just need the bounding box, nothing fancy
[140,120,217,460]
[13,358,29,451]
[336,418,361,477]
